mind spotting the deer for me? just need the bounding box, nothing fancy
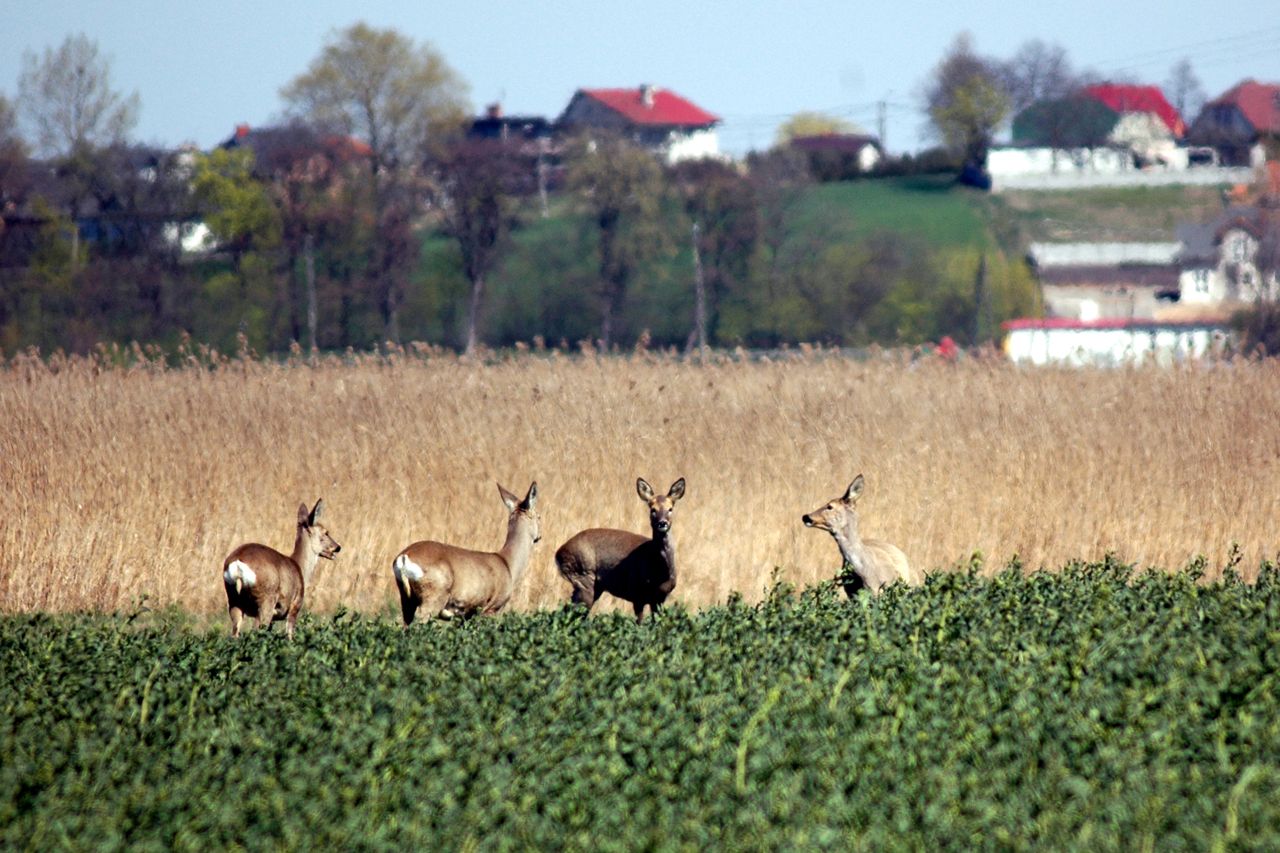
[391,482,540,627]
[555,477,685,623]
[222,498,341,638]
[802,474,922,596]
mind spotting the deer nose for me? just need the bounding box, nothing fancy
[333,545,342,553]
[802,514,813,526]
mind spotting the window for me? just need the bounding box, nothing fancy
[1195,269,1210,294]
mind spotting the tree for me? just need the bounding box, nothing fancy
[190,148,282,347]
[281,22,468,342]
[1012,95,1116,152]
[16,34,139,159]
[566,133,667,348]
[1165,59,1205,129]
[435,138,521,353]
[773,111,865,146]
[923,34,1010,175]
[669,158,759,347]
[1000,40,1080,115]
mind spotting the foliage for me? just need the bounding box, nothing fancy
[773,111,865,146]
[16,33,140,159]
[565,133,671,347]
[923,33,1010,172]
[4,563,1280,848]
[280,21,469,342]
[1012,96,1117,150]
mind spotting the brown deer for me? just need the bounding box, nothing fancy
[803,474,921,595]
[222,498,341,638]
[555,477,685,622]
[392,482,540,627]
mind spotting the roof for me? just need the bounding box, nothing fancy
[1176,205,1271,263]
[1003,317,1226,332]
[789,134,881,154]
[1205,79,1280,135]
[1083,84,1185,136]
[1029,242,1180,267]
[575,86,719,128]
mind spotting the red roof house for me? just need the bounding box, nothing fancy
[557,85,721,162]
[1189,79,1280,166]
[1082,84,1185,137]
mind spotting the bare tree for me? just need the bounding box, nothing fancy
[1000,40,1079,114]
[1165,59,1205,130]
[281,22,468,342]
[16,34,139,159]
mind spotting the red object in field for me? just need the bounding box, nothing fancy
[937,336,959,362]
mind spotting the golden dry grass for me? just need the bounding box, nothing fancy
[2,346,1279,618]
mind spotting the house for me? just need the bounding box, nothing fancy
[468,103,553,146]
[1081,84,1185,158]
[988,83,1252,190]
[556,85,720,163]
[788,134,883,175]
[1176,205,1279,305]
[1189,79,1280,167]
[1028,242,1182,321]
[1002,317,1228,366]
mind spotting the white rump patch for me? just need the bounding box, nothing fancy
[393,554,424,584]
[224,560,257,589]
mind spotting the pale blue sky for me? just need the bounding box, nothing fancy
[5,0,1279,155]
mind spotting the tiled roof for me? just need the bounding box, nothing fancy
[579,86,719,128]
[1206,79,1280,135]
[1083,84,1185,135]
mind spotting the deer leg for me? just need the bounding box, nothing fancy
[418,586,451,624]
[285,600,301,640]
[570,583,596,612]
[632,601,647,623]
[400,591,420,628]
[258,598,276,631]
[228,606,243,638]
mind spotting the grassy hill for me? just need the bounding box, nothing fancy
[990,184,1230,243]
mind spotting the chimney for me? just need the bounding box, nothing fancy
[640,84,656,108]
[235,123,250,139]
[486,102,503,119]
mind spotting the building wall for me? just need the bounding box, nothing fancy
[1005,325,1227,366]
[664,128,720,163]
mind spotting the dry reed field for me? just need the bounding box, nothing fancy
[2,345,1279,617]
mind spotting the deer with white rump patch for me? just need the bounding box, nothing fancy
[392,482,540,627]
[803,474,921,595]
[222,498,341,638]
[555,477,685,622]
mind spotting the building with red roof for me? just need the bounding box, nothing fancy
[1082,84,1185,137]
[557,85,721,163]
[1189,79,1280,167]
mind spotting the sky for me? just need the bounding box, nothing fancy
[4,0,1280,157]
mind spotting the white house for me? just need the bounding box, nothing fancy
[556,85,721,164]
[1176,206,1279,305]
[1028,241,1182,321]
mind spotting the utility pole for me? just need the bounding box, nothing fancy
[877,100,887,151]
[690,221,708,358]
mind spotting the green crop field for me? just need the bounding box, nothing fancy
[5,561,1280,850]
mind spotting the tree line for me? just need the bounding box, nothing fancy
[0,25,1050,357]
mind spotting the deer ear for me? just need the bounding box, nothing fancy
[844,475,865,503]
[309,499,324,525]
[668,478,686,502]
[521,481,538,510]
[636,478,655,502]
[497,483,519,511]
[298,503,310,526]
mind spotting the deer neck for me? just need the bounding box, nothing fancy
[291,527,320,588]
[829,521,869,583]
[651,526,677,580]
[498,515,536,586]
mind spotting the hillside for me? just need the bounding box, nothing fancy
[990,184,1229,243]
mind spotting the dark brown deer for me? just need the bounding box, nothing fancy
[555,477,685,622]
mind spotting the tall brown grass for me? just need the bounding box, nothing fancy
[2,344,1278,617]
